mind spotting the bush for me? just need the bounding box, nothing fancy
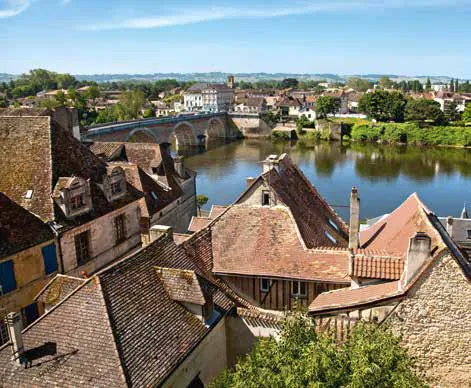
[271,130,292,141]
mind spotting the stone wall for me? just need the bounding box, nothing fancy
[314,120,342,140]
[230,116,272,138]
[162,316,228,387]
[61,201,142,276]
[386,253,471,387]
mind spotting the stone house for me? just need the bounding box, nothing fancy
[0,109,144,279]
[87,142,197,235]
[0,193,58,345]
[234,97,267,114]
[187,154,351,310]
[202,84,234,113]
[438,206,471,255]
[309,192,471,387]
[0,232,276,387]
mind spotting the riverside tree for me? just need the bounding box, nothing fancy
[211,311,425,388]
[463,104,471,123]
[358,90,407,122]
[404,99,446,125]
[315,95,340,119]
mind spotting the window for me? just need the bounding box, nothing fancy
[70,194,85,210]
[115,214,126,244]
[324,230,337,245]
[42,244,58,275]
[0,318,9,346]
[260,278,271,292]
[22,302,39,327]
[262,191,270,206]
[328,219,340,231]
[467,230,471,239]
[291,281,307,297]
[75,231,90,265]
[0,260,17,295]
[111,181,122,195]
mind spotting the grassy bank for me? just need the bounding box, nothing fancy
[339,119,471,146]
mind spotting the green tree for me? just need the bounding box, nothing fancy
[95,107,118,124]
[378,76,394,89]
[315,95,340,119]
[143,107,156,118]
[346,77,371,92]
[85,85,101,101]
[196,194,209,216]
[358,90,407,122]
[450,78,455,92]
[211,311,425,388]
[279,78,299,89]
[38,97,60,109]
[56,73,77,89]
[444,100,461,122]
[54,90,68,107]
[455,79,459,93]
[405,99,446,124]
[425,78,432,91]
[115,90,146,120]
[462,104,471,123]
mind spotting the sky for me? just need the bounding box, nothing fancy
[1,0,471,77]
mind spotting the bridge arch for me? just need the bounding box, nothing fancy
[206,117,226,139]
[171,121,197,147]
[125,127,159,143]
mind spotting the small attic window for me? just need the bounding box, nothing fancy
[324,230,337,245]
[262,191,270,206]
[25,190,33,199]
[328,219,339,231]
[467,230,471,239]
[111,181,122,195]
[70,194,85,210]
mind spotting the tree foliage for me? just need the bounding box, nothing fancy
[462,104,471,123]
[315,96,340,119]
[404,99,446,125]
[346,77,372,92]
[378,77,394,89]
[358,91,407,122]
[279,78,299,89]
[444,100,461,122]
[211,312,425,388]
[196,194,209,216]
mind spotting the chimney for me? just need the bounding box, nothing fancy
[52,107,80,140]
[174,156,185,177]
[403,232,431,286]
[262,155,279,173]
[348,187,360,250]
[446,216,454,236]
[6,312,24,365]
[150,225,173,242]
[246,177,256,188]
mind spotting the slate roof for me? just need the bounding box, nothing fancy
[259,154,349,248]
[0,192,54,258]
[0,110,143,228]
[156,267,206,305]
[0,235,239,387]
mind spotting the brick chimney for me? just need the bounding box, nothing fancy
[6,312,24,365]
[446,216,454,236]
[174,156,185,177]
[348,187,360,249]
[150,225,173,242]
[403,232,431,286]
[262,155,279,173]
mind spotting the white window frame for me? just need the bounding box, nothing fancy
[291,281,307,297]
[260,278,271,292]
[328,219,339,231]
[324,230,338,245]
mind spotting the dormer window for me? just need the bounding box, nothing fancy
[103,166,127,202]
[262,190,270,206]
[52,177,92,219]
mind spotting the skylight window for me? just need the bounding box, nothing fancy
[151,192,158,200]
[25,190,33,199]
[328,219,339,231]
[324,230,337,245]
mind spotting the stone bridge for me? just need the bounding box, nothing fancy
[81,112,238,148]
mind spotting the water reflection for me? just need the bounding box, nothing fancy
[180,139,471,219]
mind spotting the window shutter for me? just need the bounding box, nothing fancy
[42,244,58,275]
[0,260,17,295]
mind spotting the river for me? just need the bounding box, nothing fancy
[180,139,471,221]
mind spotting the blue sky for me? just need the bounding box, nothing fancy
[1,0,471,77]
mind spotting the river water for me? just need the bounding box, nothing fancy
[181,139,471,221]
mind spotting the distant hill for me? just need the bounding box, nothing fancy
[0,72,468,84]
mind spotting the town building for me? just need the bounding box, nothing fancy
[309,192,471,386]
[233,97,267,113]
[438,205,471,255]
[183,83,207,112]
[87,142,197,235]
[0,231,281,387]
[0,108,144,278]
[184,83,234,113]
[187,154,351,310]
[0,193,58,346]
[433,91,471,112]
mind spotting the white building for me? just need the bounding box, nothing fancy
[184,83,234,113]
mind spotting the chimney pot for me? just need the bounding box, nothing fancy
[246,177,256,188]
[174,156,185,177]
[6,312,24,365]
[446,216,454,236]
[403,232,431,286]
[150,225,173,242]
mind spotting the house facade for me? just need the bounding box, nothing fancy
[0,193,58,345]
[0,109,143,280]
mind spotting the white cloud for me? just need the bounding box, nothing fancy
[82,0,469,31]
[0,0,30,18]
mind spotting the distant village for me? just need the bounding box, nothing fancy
[0,71,471,387]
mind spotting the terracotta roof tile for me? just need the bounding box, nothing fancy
[352,255,404,280]
[188,216,211,233]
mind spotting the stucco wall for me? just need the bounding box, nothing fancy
[386,253,471,387]
[162,317,228,388]
[0,240,56,319]
[61,201,142,276]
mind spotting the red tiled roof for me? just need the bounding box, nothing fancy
[309,281,401,313]
[352,254,404,280]
[211,205,350,282]
[209,205,226,219]
[188,216,211,233]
